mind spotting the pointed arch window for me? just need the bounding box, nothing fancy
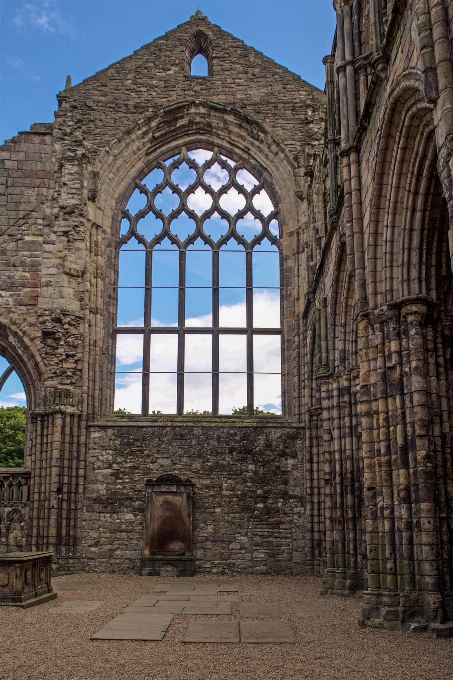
[0,355,27,467]
[191,53,209,77]
[114,148,282,416]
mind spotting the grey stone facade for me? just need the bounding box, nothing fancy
[1,4,453,633]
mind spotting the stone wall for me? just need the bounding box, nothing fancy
[83,420,305,574]
[302,0,453,633]
[0,11,326,568]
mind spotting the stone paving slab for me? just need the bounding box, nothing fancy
[122,606,167,614]
[130,596,160,606]
[183,621,240,643]
[240,622,296,643]
[50,600,104,613]
[188,595,238,601]
[91,630,166,641]
[182,602,232,615]
[152,594,191,601]
[239,603,285,618]
[103,613,173,631]
[156,585,196,590]
[152,602,186,614]
[291,603,338,617]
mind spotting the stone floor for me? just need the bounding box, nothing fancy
[90,579,301,642]
[0,573,452,680]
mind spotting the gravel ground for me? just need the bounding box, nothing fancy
[1,573,452,680]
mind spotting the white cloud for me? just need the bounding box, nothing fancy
[5,55,41,81]
[7,391,27,401]
[253,290,281,327]
[253,190,274,216]
[13,2,72,34]
[185,312,212,328]
[0,392,27,408]
[188,149,213,165]
[254,374,282,413]
[150,335,178,372]
[219,373,247,414]
[149,373,177,413]
[204,163,229,191]
[116,334,143,368]
[114,293,282,414]
[114,373,142,413]
[185,335,212,371]
[236,213,263,241]
[219,188,246,215]
[236,169,259,191]
[187,187,213,215]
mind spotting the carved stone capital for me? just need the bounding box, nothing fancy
[400,302,428,325]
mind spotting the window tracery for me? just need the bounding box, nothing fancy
[115,147,282,416]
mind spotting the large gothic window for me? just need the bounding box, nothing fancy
[114,147,282,416]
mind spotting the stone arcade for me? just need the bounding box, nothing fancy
[1,3,453,634]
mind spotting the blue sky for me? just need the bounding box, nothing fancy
[1,0,336,144]
[0,355,26,408]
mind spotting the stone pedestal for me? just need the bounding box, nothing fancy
[0,551,57,608]
[141,475,195,577]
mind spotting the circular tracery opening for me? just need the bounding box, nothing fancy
[115,147,282,417]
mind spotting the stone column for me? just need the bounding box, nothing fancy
[360,300,452,633]
[28,388,85,571]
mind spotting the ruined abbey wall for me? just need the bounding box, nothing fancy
[303,0,453,632]
[1,1,453,635]
[0,13,324,575]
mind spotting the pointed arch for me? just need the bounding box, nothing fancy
[185,29,213,76]
[366,76,441,308]
[0,322,43,412]
[332,243,356,372]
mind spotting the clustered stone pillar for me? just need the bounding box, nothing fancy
[360,299,453,631]
[28,392,85,570]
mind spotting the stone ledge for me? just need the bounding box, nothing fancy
[90,417,302,428]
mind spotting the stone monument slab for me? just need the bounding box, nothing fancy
[183,621,240,643]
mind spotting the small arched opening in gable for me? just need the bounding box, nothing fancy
[186,30,213,77]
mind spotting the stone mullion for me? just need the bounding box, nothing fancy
[342,372,357,583]
[64,413,76,555]
[444,327,453,594]
[30,414,42,551]
[319,412,326,574]
[57,413,70,553]
[370,321,386,592]
[49,413,64,551]
[321,379,334,589]
[313,412,322,572]
[350,150,367,309]
[92,227,104,418]
[432,327,453,594]
[401,303,442,619]
[67,415,78,555]
[305,411,314,574]
[352,370,365,583]
[439,326,453,592]
[42,415,51,550]
[387,313,415,593]
[358,317,380,595]
[75,413,87,556]
[332,377,346,586]
[379,319,397,592]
